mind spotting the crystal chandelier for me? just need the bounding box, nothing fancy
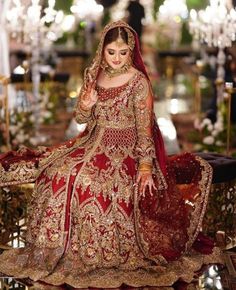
[189,0,236,49]
[157,0,188,49]
[71,0,104,20]
[189,0,236,102]
[6,0,64,46]
[6,0,65,138]
[158,0,188,21]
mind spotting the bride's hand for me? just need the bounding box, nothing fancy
[81,73,98,110]
[137,171,157,197]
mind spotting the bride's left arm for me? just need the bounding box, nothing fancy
[134,76,156,195]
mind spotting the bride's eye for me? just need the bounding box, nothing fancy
[108,51,114,55]
[121,52,127,56]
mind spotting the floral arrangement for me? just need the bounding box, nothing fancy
[189,102,236,154]
[192,111,225,152]
[0,82,66,153]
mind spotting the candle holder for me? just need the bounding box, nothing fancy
[224,82,236,156]
[194,59,205,118]
[0,75,11,150]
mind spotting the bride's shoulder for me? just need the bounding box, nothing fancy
[130,67,147,79]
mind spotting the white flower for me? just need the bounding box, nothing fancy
[216,140,224,146]
[9,125,18,135]
[43,111,52,118]
[203,136,215,145]
[207,124,213,131]
[211,130,219,137]
[202,118,212,126]
[17,107,23,113]
[29,115,36,123]
[16,123,23,130]
[16,133,25,143]
[29,137,38,146]
[38,117,44,124]
[194,143,202,151]
[214,122,224,132]
[48,102,54,109]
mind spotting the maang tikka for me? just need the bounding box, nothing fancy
[114,27,135,51]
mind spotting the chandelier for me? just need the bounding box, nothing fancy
[189,0,236,49]
[158,0,188,21]
[6,0,64,46]
[71,0,104,20]
[5,0,65,141]
[189,0,236,91]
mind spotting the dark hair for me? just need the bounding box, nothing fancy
[103,27,128,46]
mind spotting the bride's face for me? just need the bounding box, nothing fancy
[103,41,130,70]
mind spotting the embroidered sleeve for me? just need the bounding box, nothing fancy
[74,87,94,124]
[133,76,156,168]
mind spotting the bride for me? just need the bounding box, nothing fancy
[0,20,221,288]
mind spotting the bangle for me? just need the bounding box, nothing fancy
[139,162,152,172]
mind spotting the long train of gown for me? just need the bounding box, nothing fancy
[0,72,222,287]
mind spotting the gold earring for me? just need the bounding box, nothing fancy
[127,55,133,67]
[101,59,108,70]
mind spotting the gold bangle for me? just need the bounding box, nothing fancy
[139,163,152,172]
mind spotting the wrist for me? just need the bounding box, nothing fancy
[80,102,92,111]
[139,162,152,173]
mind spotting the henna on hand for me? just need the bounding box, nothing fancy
[137,171,157,197]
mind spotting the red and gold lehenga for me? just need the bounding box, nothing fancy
[0,21,222,288]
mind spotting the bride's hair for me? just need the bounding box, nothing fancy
[103,27,128,46]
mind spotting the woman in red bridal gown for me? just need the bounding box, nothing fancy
[0,21,221,288]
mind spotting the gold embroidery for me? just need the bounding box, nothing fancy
[0,161,38,186]
[185,156,213,250]
[0,20,220,289]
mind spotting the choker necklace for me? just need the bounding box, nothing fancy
[103,63,131,78]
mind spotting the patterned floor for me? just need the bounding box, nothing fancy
[0,277,179,290]
[0,271,201,290]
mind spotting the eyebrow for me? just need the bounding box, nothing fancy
[107,48,129,52]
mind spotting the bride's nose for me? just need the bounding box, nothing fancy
[115,53,120,61]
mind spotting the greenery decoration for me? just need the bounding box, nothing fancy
[54,0,74,14]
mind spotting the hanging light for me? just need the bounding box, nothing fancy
[189,0,236,49]
[71,0,104,20]
[158,0,188,22]
[189,0,236,103]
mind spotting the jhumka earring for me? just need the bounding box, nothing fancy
[101,59,108,70]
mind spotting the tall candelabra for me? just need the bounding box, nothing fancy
[0,75,10,150]
[189,0,236,104]
[224,82,236,155]
[6,0,64,138]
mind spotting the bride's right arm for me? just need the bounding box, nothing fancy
[74,96,94,124]
[74,74,98,124]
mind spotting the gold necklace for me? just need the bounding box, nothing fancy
[103,63,131,78]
